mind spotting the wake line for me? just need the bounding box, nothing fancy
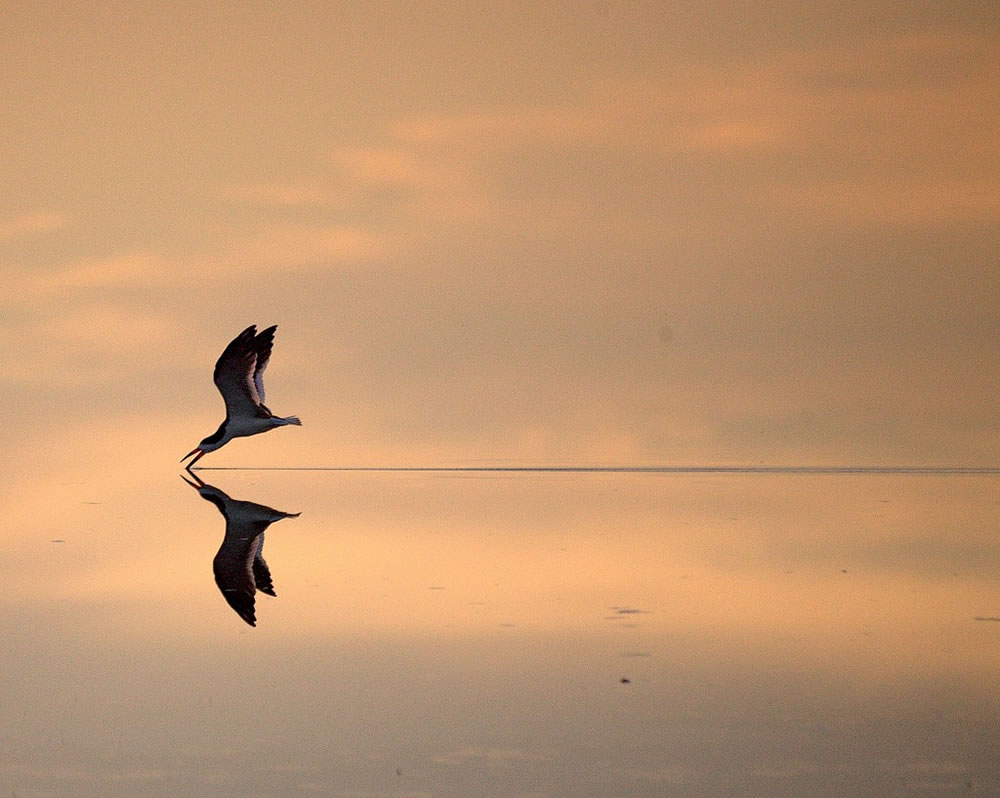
[192,465,1000,475]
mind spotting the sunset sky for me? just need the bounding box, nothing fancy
[3,0,999,470]
[4,8,1000,794]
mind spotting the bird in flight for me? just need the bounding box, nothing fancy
[181,324,301,469]
[182,472,300,626]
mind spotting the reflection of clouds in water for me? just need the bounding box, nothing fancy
[431,747,552,766]
[630,765,701,786]
[901,759,974,793]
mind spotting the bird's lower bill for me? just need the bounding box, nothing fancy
[181,448,205,467]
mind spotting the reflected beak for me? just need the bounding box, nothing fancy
[180,448,206,468]
[180,472,205,489]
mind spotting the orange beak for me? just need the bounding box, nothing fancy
[180,472,205,489]
[180,448,206,468]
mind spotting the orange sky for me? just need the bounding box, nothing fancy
[3,12,1000,792]
[3,1,999,469]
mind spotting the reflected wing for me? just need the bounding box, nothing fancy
[196,486,299,627]
[213,528,265,627]
[213,325,264,418]
[252,325,277,408]
[252,532,276,597]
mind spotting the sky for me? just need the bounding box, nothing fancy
[3,7,1000,793]
[3,0,999,470]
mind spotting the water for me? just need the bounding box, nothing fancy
[3,467,999,796]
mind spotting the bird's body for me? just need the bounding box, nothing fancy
[182,325,300,468]
[182,472,299,626]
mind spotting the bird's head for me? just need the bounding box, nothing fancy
[180,425,227,468]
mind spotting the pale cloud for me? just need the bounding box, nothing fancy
[40,304,184,355]
[750,32,1000,222]
[219,181,345,208]
[181,27,997,289]
[25,252,167,295]
[1,224,390,304]
[327,143,489,222]
[328,146,449,187]
[355,29,1000,230]
[2,302,188,390]
[390,72,788,155]
[687,119,785,152]
[0,252,170,306]
[0,211,67,242]
[218,223,392,269]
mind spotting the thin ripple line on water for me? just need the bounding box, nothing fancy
[192,465,1000,475]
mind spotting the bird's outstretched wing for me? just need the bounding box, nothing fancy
[213,325,266,419]
[213,530,264,626]
[251,325,276,408]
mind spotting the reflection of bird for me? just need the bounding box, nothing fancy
[182,325,301,469]
[182,472,300,626]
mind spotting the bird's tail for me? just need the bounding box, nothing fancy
[279,415,302,426]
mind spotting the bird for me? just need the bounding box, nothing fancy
[182,472,300,626]
[181,324,301,469]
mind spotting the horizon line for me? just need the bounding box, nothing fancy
[191,465,1000,475]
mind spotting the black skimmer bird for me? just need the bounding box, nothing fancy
[181,324,301,469]
[182,472,300,626]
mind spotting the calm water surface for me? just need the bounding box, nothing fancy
[3,467,999,796]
